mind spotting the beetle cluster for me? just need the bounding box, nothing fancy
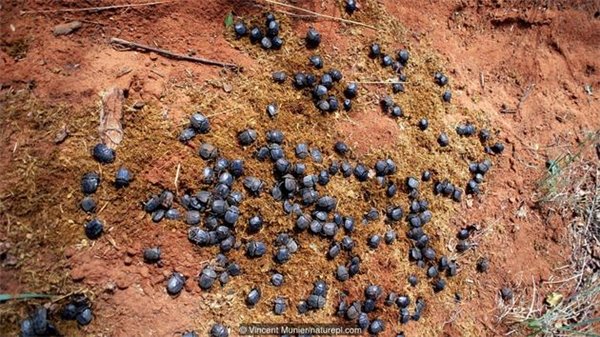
[81,144,133,239]
[233,13,284,50]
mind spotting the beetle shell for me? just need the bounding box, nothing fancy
[92,143,115,163]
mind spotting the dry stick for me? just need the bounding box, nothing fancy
[259,0,378,30]
[354,81,408,84]
[110,37,240,70]
[20,1,172,14]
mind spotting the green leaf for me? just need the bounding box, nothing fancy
[224,12,234,28]
[0,293,55,301]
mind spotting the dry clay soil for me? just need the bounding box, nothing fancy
[1,0,600,337]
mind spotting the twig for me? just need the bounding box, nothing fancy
[480,72,485,89]
[21,1,173,15]
[354,81,408,84]
[110,37,240,70]
[174,163,181,194]
[517,83,535,110]
[259,0,378,30]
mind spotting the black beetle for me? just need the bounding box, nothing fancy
[329,69,343,82]
[238,129,257,146]
[249,27,262,43]
[477,257,490,273]
[234,22,247,38]
[143,247,161,263]
[381,54,393,67]
[246,241,267,257]
[369,319,385,334]
[369,43,381,58]
[210,323,229,337]
[246,287,261,306]
[309,55,324,69]
[273,297,287,315]
[343,99,352,111]
[418,118,429,131]
[271,273,284,286]
[199,143,218,160]
[344,83,358,98]
[397,49,409,65]
[307,294,326,309]
[179,127,196,143]
[266,129,284,144]
[272,71,287,83]
[199,267,217,290]
[80,196,96,213]
[438,133,450,147]
[501,287,513,301]
[190,113,210,133]
[442,90,452,102]
[166,272,185,295]
[115,167,132,188]
[84,219,103,239]
[92,143,115,163]
[266,20,279,37]
[353,164,369,181]
[306,28,321,48]
[345,0,357,14]
[81,172,101,194]
[266,103,278,118]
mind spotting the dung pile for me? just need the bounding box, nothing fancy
[10,1,506,337]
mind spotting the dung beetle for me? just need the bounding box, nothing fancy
[369,43,381,58]
[438,133,450,147]
[246,241,267,258]
[273,297,287,315]
[166,272,185,295]
[297,300,309,314]
[248,215,263,232]
[143,247,161,263]
[501,287,513,301]
[274,246,291,264]
[272,71,287,83]
[418,118,429,130]
[243,177,263,196]
[246,287,261,306]
[190,113,210,133]
[199,266,217,290]
[358,312,370,329]
[306,28,321,48]
[392,82,404,93]
[390,105,403,117]
[92,143,115,163]
[266,20,279,37]
[179,127,196,142]
[115,167,132,188]
[336,265,349,281]
[81,172,101,194]
[307,294,326,309]
[271,273,284,286]
[344,83,358,98]
[353,164,369,181]
[477,257,490,273]
[309,55,324,69]
[234,22,247,38]
[84,219,103,239]
[199,143,218,160]
[238,129,257,146]
[408,275,418,286]
[321,74,334,89]
[210,323,229,337]
[266,129,284,144]
[384,230,396,244]
[80,196,96,213]
[433,279,446,292]
[368,235,381,248]
[369,319,385,334]
[434,72,449,86]
[343,99,352,111]
[381,54,393,67]
[266,103,278,118]
[249,27,262,43]
[329,68,343,82]
[345,0,357,14]
[183,332,198,337]
[293,72,307,89]
[397,49,409,65]
[76,307,93,325]
[491,142,505,154]
[479,129,491,142]
[315,100,330,112]
[442,90,452,102]
[271,36,284,49]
